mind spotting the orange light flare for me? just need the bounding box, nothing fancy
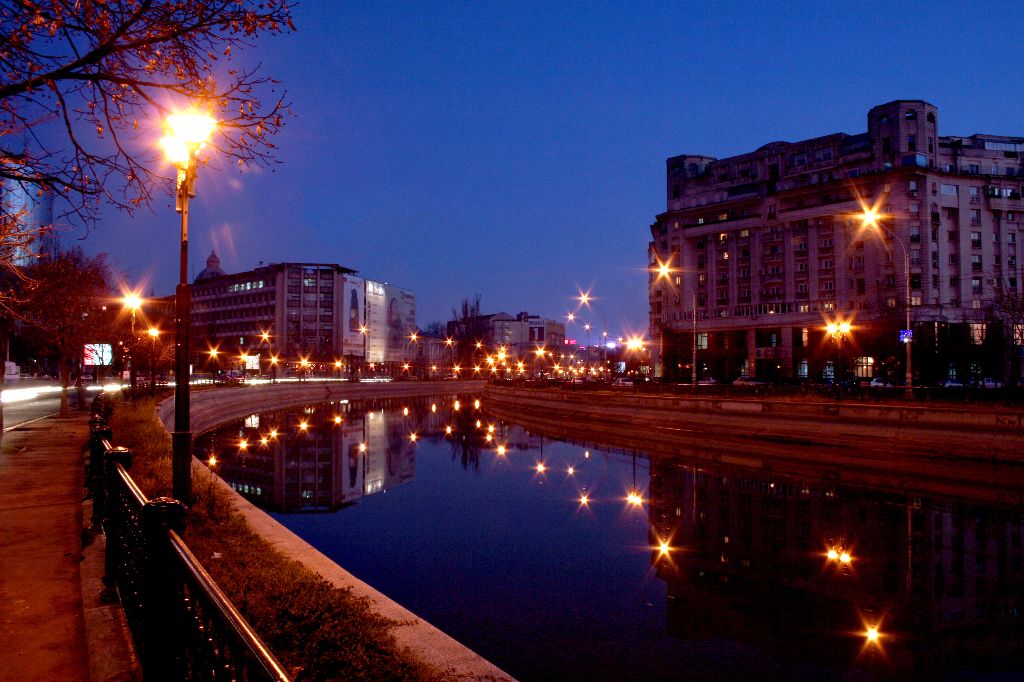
[626,489,644,508]
[409,433,418,443]
[259,436,269,447]
[237,439,248,450]
[268,429,279,439]
[496,445,506,456]
[208,454,218,466]
[854,610,892,660]
[652,256,675,282]
[298,420,308,431]
[578,493,590,506]
[333,415,342,425]
[535,462,546,474]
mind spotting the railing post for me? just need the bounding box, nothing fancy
[101,446,134,601]
[142,497,188,681]
[88,418,112,526]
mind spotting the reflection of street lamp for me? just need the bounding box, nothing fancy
[860,206,913,393]
[160,107,217,506]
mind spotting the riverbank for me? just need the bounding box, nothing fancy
[146,380,510,681]
[484,384,1024,506]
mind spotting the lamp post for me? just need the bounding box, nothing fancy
[861,207,913,393]
[825,320,852,388]
[359,325,369,379]
[653,258,698,386]
[146,327,160,396]
[122,292,142,389]
[160,108,217,506]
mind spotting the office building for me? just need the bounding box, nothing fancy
[191,253,416,369]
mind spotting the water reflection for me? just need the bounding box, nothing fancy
[198,395,1023,679]
[648,456,1024,675]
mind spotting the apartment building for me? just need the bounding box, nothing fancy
[649,100,1023,384]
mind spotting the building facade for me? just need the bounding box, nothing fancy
[191,254,416,369]
[649,100,1024,384]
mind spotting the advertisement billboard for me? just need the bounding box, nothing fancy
[384,284,416,363]
[365,280,387,362]
[342,276,365,357]
[83,343,113,366]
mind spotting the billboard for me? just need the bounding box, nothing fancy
[83,343,113,366]
[365,281,387,362]
[342,276,365,357]
[384,284,416,363]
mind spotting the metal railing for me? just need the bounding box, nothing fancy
[88,395,292,682]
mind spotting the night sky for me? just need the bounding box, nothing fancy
[82,1,1024,336]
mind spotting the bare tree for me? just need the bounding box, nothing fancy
[0,0,295,230]
[993,286,1024,387]
[449,295,487,367]
[20,248,112,415]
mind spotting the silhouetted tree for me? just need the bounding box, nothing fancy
[0,0,295,266]
[449,295,488,367]
[21,248,112,415]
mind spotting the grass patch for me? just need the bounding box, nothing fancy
[109,394,444,681]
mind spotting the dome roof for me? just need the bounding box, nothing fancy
[195,250,226,282]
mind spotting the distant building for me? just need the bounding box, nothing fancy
[190,254,416,369]
[447,311,566,356]
[649,100,1024,384]
[1,176,58,264]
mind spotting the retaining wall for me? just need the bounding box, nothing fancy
[158,380,511,681]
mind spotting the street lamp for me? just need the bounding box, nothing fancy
[359,325,369,379]
[653,257,698,386]
[825,320,852,385]
[160,107,217,506]
[122,291,143,389]
[860,206,913,393]
[146,327,160,395]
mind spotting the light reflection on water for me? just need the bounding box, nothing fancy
[196,394,1024,681]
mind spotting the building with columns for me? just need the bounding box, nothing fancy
[649,100,1024,384]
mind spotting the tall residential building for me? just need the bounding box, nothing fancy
[649,100,1024,384]
[447,311,566,356]
[191,254,416,367]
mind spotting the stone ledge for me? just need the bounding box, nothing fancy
[161,380,512,681]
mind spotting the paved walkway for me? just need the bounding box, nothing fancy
[0,409,137,679]
[0,413,91,680]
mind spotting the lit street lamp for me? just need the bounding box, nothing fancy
[146,327,160,395]
[825,320,852,386]
[160,107,217,506]
[861,206,913,393]
[653,257,698,386]
[122,291,143,389]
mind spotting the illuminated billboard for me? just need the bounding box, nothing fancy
[342,276,365,357]
[83,343,113,366]
[365,281,387,362]
[384,284,416,363]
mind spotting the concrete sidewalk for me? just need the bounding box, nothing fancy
[0,411,137,681]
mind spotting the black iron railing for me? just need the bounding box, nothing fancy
[88,396,292,682]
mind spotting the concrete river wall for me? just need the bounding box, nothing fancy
[484,385,1024,507]
[157,380,513,681]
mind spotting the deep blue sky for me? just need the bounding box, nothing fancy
[83,1,1024,335]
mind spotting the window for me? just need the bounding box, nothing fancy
[905,109,917,121]
[696,333,709,350]
[940,184,958,196]
[972,277,983,294]
[971,254,983,271]
[908,134,917,151]
[971,231,982,248]
[823,280,835,291]
[949,276,959,286]
[970,210,981,226]
[908,180,918,194]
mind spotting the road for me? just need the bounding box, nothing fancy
[2,384,85,431]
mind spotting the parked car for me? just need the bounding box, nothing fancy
[939,379,964,388]
[697,377,720,385]
[612,377,634,387]
[975,377,1003,389]
[868,377,889,388]
[732,375,765,386]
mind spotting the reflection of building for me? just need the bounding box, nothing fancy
[649,100,1024,384]
[191,256,416,365]
[201,399,436,512]
[647,455,1024,674]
